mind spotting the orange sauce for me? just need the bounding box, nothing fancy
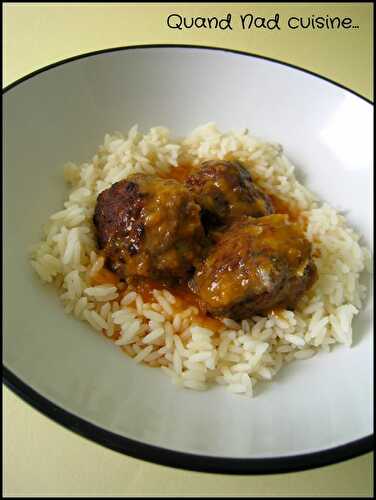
[159,162,196,183]
[161,163,304,224]
[312,248,321,258]
[194,314,224,331]
[123,277,225,331]
[91,268,119,286]
[268,306,285,318]
[267,192,308,233]
[267,193,300,222]
[95,162,307,328]
[169,283,203,312]
[130,277,168,302]
[129,277,206,314]
[122,277,225,335]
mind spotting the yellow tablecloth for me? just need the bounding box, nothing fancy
[3,3,373,496]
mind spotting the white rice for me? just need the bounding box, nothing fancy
[30,123,371,397]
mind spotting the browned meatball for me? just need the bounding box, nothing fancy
[185,160,274,231]
[191,215,317,319]
[93,174,205,281]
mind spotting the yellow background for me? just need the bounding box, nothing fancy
[4,2,373,99]
[3,2,373,497]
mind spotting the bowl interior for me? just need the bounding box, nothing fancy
[3,47,373,459]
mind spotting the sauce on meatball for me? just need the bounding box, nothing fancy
[93,161,317,319]
[191,214,317,319]
[185,160,274,232]
[93,174,206,281]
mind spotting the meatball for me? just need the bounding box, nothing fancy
[93,174,205,281]
[191,215,317,319]
[185,160,273,231]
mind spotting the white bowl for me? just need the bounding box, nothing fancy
[3,46,373,474]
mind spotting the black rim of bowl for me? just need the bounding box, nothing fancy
[3,44,374,475]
